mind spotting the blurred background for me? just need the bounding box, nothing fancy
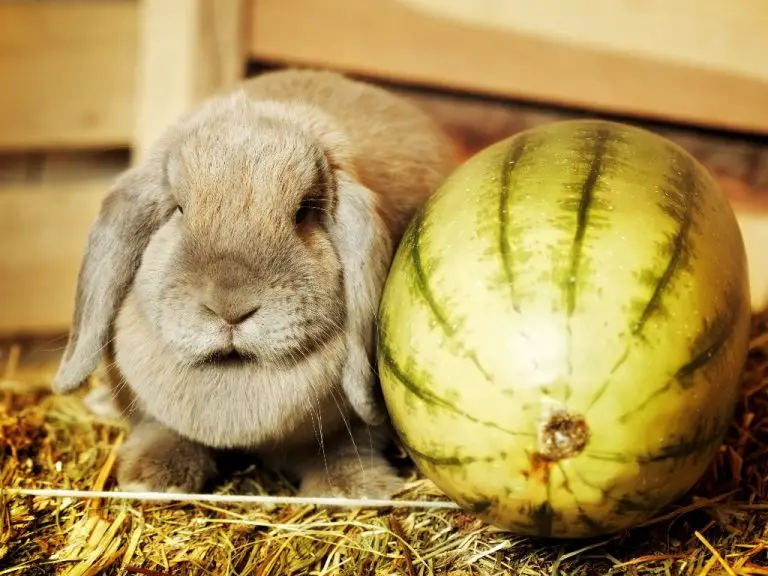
[0,0,767,369]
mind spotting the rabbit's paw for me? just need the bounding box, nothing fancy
[116,420,217,493]
[298,447,404,499]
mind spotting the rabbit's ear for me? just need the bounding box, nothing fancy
[328,170,395,426]
[52,160,174,394]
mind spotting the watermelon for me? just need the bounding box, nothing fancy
[376,119,751,538]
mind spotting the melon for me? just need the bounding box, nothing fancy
[376,119,751,538]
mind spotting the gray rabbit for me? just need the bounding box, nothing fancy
[52,68,456,497]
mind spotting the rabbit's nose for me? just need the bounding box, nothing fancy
[202,299,261,325]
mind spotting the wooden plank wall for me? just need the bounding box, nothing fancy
[248,0,768,135]
[0,0,766,336]
[0,0,249,335]
[0,1,139,151]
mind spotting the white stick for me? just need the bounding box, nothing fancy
[5,487,462,510]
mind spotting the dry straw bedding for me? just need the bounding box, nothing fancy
[1,314,768,576]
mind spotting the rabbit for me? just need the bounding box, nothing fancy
[51,68,458,498]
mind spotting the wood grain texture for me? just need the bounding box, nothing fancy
[0,0,138,150]
[400,0,768,83]
[0,182,109,334]
[248,0,768,135]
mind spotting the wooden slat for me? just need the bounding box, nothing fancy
[132,0,250,162]
[735,209,768,313]
[248,0,768,135]
[400,0,768,84]
[0,1,139,151]
[0,183,108,334]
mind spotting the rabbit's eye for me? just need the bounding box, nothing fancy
[295,198,320,227]
[176,205,184,215]
[295,203,311,225]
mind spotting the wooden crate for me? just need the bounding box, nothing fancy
[0,0,249,334]
[1,0,767,335]
[248,0,768,135]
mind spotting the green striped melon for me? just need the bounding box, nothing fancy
[376,119,751,538]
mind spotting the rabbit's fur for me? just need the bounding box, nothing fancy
[52,68,457,496]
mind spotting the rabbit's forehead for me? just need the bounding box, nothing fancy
[170,128,324,204]
[183,156,322,215]
[176,158,329,238]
